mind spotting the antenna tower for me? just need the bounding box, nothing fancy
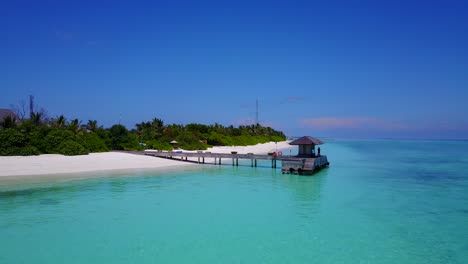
[255,99,259,125]
[29,95,34,117]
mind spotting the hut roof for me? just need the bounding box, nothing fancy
[170,140,178,144]
[289,136,324,145]
[0,109,18,120]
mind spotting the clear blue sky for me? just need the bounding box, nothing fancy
[2,0,468,139]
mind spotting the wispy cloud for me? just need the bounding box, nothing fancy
[299,117,468,132]
[300,117,413,131]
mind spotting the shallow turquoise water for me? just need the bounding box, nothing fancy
[1,140,468,263]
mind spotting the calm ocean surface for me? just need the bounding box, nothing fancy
[1,140,468,263]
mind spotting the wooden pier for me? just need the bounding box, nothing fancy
[144,150,329,175]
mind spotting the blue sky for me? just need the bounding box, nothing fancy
[2,0,468,139]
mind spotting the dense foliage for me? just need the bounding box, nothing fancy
[0,113,286,156]
[134,119,285,151]
[0,117,110,156]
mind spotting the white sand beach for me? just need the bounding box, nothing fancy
[0,152,194,177]
[205,141,292,154]
[0,141,292,177]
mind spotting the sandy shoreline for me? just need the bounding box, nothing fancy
[0,141,292,178]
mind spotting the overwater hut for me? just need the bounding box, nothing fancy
[170,140,178,149]
[282,136,329,175]
[289,136,324,157]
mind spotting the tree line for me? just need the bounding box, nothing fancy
[1,110,286,156]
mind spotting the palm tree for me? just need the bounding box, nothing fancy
[30,112,43,126]
[51,115,67,128]
[87,120,98,132]
[151,118,164,137]
[68,118,81,133]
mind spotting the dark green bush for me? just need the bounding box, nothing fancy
[43,129,75,153]
[16,145,41,156]
[26,127,51,153]
[0,128,25,149]
[79,133,109,152]
[55,140,89,156]
[1,112,287,156]
[108,124,132,150]
[144,140,173,151]
[0,145,40,156]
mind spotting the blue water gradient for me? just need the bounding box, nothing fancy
[1,140,468,263]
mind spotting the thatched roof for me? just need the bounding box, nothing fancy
[289,136,324,145]
[0,109,18,120]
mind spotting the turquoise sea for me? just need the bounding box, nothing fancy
[1,140,468,263]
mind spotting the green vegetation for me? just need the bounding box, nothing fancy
[134,119,285,151]
[1,108,286,156]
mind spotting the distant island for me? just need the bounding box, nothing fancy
[0,109,286,156]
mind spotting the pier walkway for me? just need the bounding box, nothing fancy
[143,150,329,174]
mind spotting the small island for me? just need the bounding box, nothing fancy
[1,104,285,156]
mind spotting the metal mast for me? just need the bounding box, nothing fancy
[29,95,34,118]
[255,99,259,125]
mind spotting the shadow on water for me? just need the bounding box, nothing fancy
[0,180,97,213]
[278,169,327,202]
[269,167,329,221]
[0,169,198,215]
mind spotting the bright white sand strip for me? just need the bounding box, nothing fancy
[205,141,293,154]
[0,141,293,177]
[175,141,294,164]
[0,152,193,177]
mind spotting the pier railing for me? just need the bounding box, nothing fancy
[144,150,328,171]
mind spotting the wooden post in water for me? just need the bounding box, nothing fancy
[255,159,257,167]
[236,159,239,166]
[218,158,221,165]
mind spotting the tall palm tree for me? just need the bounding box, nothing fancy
[51,115,67,128]
[87,120,98,132]
[68,118,81,133]
[151,118,164,137]
[30,112,43,126]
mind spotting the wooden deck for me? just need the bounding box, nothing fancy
[144,150,329,175]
